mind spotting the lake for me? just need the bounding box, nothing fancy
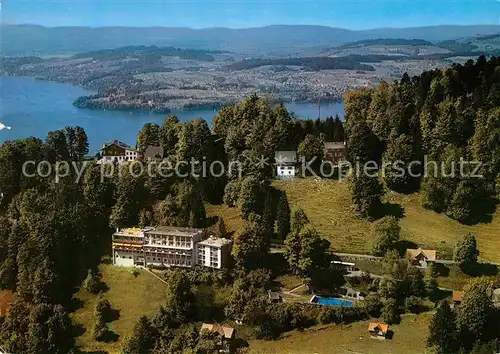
[0,76,344,153]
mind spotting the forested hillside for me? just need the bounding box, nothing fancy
[345,56,500,224]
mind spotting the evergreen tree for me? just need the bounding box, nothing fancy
[372,216,401,256]
[233,216,269,270]
[453,232,479,270]
[456,277,496,347]
[348,173,384,220]
[291,208,309,233]
[261,191,275,240]
[427,300,459,354]
[218,216,228,238]
[276,192,291,241]
[123,316,157,354]
[381,298,399,324]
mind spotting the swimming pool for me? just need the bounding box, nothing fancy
[310,295,354,307]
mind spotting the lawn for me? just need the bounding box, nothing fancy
[206,202,246,237]
[273,179,500,264]
[248,313,433,354]
[71,264,169,354]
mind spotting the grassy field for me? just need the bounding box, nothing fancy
[272,179,500,264]
[72,265,169,353]
[249,313,433,354]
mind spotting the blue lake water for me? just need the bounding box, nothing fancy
[0,76,344,153]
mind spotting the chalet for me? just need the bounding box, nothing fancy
[200,323,235,352]
[452,290,463,308]
[0,290,14,319]
[268,290,282,303]
[406,248,437,268]
[368,322,389,339]
[143,145,164,162]
[275,151,297,179]
[98,140,138,165]
[323,141,347,163]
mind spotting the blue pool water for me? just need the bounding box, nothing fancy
[316,297,353,307]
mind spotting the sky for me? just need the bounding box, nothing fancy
[2,0,500,29]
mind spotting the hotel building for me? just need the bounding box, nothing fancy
[112,227,231,269]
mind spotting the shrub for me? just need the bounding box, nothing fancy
[130,267,140,277]
[357,293,383,317]
[83,269,105,294]
[405,296,423,313]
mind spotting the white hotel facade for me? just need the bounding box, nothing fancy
[112,227,232,269]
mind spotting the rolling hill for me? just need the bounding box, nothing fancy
[2,24,500,56]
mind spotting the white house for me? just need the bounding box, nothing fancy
[275,151,297,179]
[196,237,233,269]
[97,140,138,165]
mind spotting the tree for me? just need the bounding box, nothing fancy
[233,217,269,270]
[217,216,228,238]
[195,330,221,354]
[357,293,383,317]
[381,249,406,278]
[83,269,105,294]
[297,134,324,175]
[164,271,197,324]
[349,173,384,220]
[404,296,422,313]
[237,176,263,220]
[379,277,398,299]
[161,115,181,156]
[74,126,89,160]
[383,131,417,192]
[427,300,459,354]
[372,216,401,256]
[456,277,496,347]
[45,129,70,162]
[284,225,333,290]
[381,298,399,324]
[291,208,309,233]
[453,232,479,270]
[137,123,162,153]
[123,316,157,354]
[261,191,275,240]
[110,164,148,228]
[276,192,291,241]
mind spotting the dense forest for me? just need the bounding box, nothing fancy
[228,56,377,71]
[345,55,500,223]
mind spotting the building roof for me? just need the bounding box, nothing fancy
[368,322,389,334]
[100,140,136,151]
[268,290,281,300]
[493,289,500,304]
[453,290,463,302]
[332,260,356,267]
[0,290,14,318]
[198,237,232,247]
[143,145,164,160]
[275,151,297,164]
[406,248,437,261]
[114,227,150,238]
[200,323,235,339]
[324,141,346,150]
[144,226,204,237]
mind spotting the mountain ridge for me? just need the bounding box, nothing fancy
[1,24,500,55]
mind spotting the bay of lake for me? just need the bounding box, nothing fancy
[0,76,344,153]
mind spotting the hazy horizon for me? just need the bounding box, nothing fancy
[3,0,499,30]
